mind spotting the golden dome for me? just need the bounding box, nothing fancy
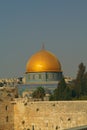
[26,49,62,73]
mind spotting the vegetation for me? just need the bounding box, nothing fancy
[50,62,87,101]
[32,86,45,100]
[50,77,72,101]
[26,62,87,101]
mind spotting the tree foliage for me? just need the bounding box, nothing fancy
[50,62,87,101]
[32,86,45,100]
[50,78,72,101]
[74,62,87,98]
[32,63,87,101]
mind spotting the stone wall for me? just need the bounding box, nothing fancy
[0,100,14,130]
[0,100,87,130]
[0,87,18,99]
[13,100,87,130]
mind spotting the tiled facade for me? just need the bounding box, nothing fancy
[25,72,62,83]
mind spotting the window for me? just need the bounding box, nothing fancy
[48,74,53,79]
[39,74,41,79]
[28,75,30,79]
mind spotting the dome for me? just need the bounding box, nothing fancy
[26,49,62,73]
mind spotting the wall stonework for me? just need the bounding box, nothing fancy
[0,100,14,130]
[0,100,87,130]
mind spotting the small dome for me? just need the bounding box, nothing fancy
[26,49,62,73]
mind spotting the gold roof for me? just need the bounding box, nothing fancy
[26,49,62,73]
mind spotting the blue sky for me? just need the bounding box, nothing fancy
[0,0,87,78]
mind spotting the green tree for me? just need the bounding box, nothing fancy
[50,62,87,100]
[63,86,72,100]
[83,72,87,95]
[74,62,86,98]
[56,78,66,100]
[32,86,45,100]
[51,78,72,100]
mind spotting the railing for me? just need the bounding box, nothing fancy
[64,125,87,130]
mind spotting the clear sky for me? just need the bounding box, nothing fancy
[0,0,87,78]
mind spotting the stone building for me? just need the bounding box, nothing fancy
[19,47,63,94]
[25,47,62,84]
[0,86,18,99]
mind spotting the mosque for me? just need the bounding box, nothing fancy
[25,46,62,84]
[18,46,63,94]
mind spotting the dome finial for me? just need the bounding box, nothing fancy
[42,43,45,50]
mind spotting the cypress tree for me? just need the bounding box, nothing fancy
[74,62,86,98]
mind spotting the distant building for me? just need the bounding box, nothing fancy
[25,47,62,84]
[0,86,18,100]
[19,46,63,94]
[0,78,23,87]
[64,76,73,84]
